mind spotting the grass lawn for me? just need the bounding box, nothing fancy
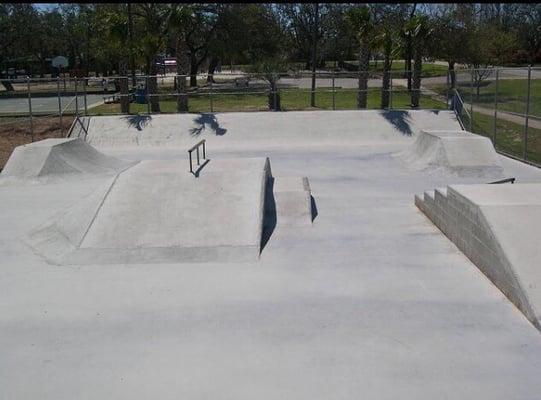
[89,88,447,115]
[466,111,541,165]
[430,79,541,118]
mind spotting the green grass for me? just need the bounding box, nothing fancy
[430,79,541,118]
[465,110,541,165]
[89,88,447,115]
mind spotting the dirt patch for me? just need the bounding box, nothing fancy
[0,116,73,170]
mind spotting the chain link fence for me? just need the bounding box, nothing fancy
[445,67,541,167]
[1,67,540,169]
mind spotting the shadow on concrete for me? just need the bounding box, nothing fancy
[381,110,413,136]
[122,114,152,131]
[310,195,318,222]
[193,158,210,178]
[190,113,227,136]
[260,177,276,253]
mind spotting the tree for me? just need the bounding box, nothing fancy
[251,58,287,111]
[405,15,432,108]
[133,3,171,112]
[347,6,376,109]
[374,6,402,109]
[168,4,192,112]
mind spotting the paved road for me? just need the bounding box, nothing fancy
[0,94,104,115]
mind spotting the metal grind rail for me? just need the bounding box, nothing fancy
[188,139,207,175]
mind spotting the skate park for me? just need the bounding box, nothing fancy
[1,108,541,399]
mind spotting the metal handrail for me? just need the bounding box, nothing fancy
[66,115,89,139]
[188,139,206,175]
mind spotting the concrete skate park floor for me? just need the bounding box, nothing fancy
[2,110,541,399]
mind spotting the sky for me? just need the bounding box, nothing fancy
[33,4,59,12]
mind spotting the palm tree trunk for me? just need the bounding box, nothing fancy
[119,60,130,114]
[176,35,189,112]
[411,45,422,108]
[207,56,219,83]
[149,60,160,112]
[357,46,370,109]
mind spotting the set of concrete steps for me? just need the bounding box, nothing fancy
[416,184,541,330]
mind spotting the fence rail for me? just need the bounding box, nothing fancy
[1,67,540,167]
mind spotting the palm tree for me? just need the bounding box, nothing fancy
[251,59,287,111]
[376,14,400,109]
[347,6,375,109]
[405,15,432,108]
[133,4,171,113]
[169,5,192,112]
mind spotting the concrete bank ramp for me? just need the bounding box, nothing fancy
[81,110,461,148]
[27,157,272,264]
[272,176,313,227]
[1,138,134,179]
[415,183,541,330]
[398,130,503,178]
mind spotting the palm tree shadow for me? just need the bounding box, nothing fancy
[189,113,227,136]
[121,114,152,131]
[381,110,413,136]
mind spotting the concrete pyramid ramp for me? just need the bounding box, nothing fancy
[415,183,541,330]
[399,130,503,178]
[26,157,272,264]
[1,138,134,178]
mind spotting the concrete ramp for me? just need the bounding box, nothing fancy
[415,183,541,330]
[1,138,134,178]
[273,177,313,227]
[26,157,272,264]
[398,130,503,177]
[81,110,462,149]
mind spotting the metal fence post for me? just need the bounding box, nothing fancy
[446,70,450,108]
[470,69,474,131]
[389,72,393,109]
[84,77,88,116]
[273,74,278,112]
[27,77,34,142]
[523,66,532,160]
[57,76,63,136]
[332,70,335,110]
[209,76,213,112]
[493,68,499,145]
[74,78,79,116]
[146,75,151,115]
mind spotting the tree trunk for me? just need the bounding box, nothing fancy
[119,60,130,114]
[448,61,456,89]
[207,56,219,83]
[190,56,198,87]
[176,35,189,112]
[268,81,281,111]
[381,44,391,109]
[357,46,370,109]
[148,61,160,112]
[411,45,422,108]
[405,39,412,91]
